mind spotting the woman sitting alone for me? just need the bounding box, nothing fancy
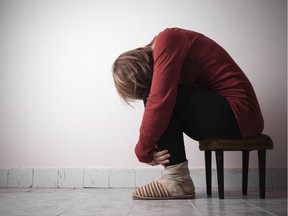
[112,28,264,200]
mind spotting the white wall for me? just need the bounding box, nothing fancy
[0,0,286,169]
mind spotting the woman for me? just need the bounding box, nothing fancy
[112,28,264,200]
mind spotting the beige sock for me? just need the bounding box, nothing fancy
[163,161,195,195]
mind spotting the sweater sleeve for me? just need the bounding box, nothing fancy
[135,28,190,163]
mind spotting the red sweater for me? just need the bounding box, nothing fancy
[135,28,264,163]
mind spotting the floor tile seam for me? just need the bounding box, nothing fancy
[56,209,67,216]
[188,199,202,216]
[240,199,277,216]
[54,192,93,215]
[126,203,135,216]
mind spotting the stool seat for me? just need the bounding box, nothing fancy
[199,134,273,199]
[199,134,273,151]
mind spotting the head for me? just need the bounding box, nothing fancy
[112,41,154,105]
[113,45,154,104]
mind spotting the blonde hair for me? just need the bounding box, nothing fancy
[112,41,154,104]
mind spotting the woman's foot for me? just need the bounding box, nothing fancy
[132,175,195,200]
[132,161,195,200]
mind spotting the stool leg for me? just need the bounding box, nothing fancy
[215,150,224,199]
[204,151,212,196]
[258,150,266,199]
[242,150,250,195]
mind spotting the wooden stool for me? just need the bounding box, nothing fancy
[199,134,273,199]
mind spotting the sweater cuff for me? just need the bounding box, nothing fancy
[134,135,157,163]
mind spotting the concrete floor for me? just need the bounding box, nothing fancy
[0,188,286,216]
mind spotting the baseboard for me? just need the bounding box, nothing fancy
[0,168,286,189]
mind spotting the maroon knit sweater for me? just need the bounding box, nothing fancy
[135,28,264,163]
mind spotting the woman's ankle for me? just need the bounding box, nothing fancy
[164,161,190,179]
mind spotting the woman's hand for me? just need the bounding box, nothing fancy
[147,150,170,166]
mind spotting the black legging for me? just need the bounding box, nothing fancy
[143,84,242,166]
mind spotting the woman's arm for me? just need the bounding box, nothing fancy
[135,28,190,163]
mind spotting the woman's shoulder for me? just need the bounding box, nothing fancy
[156,28,201,45]
[159,27,201,36]
[154,28,188,48]
[157,27,185,39]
